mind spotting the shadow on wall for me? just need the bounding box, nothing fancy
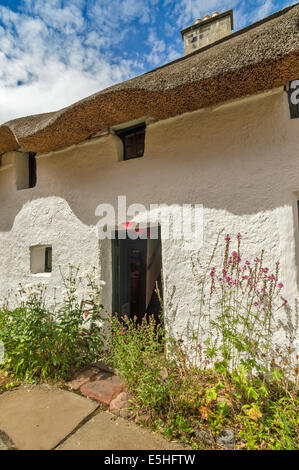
[0,90,297,233]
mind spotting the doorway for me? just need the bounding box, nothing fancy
[112,227,162,323]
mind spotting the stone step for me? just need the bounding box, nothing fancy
[80,372,124,405]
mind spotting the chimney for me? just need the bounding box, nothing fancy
[181,10,234,55]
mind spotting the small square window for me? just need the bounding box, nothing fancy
[116,123,146,160]
[30,245,52,274]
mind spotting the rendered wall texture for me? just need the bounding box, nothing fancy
[0,88,298,349]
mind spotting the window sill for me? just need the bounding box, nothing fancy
[31,273,52,278]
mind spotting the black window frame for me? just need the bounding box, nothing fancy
[45,247,52,273]
[116,123,146,161]
[28,152,37,188]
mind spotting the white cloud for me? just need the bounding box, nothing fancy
[0,1,144,123]
[0,63,131,121]
[146,29,167,66]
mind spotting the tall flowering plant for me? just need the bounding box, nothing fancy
[184,233,298,378]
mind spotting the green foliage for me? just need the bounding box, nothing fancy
[105,315,174,413]
[105,314,298,449]
[0,266,105,381]
[238,395,298,450]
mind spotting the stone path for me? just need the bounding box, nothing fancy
[0,367,188,451]
[0,384,98,450]
[57,411,186,451]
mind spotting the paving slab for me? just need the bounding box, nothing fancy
[0,385,98,450]
[57,411,188,450]
[0,430,17,450]
[80,372,124,404]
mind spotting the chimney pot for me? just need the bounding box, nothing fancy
[181,9,234,56]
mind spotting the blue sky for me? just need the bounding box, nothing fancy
[0,0,297,122]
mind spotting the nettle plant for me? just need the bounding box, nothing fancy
[176,232,298,380]
[0,265,106,381]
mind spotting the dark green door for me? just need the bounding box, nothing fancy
[112,232,147,320]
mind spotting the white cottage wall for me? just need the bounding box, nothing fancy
[0,88,298,349]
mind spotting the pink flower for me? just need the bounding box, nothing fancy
[254,257,261,263]
[231,251,241,262]
[236,233,242,239]
[242,275,249,280]
[278,283,284,289]
[228,257,233,264]
[218,278,223,283]
[245,260,250,265]
[268,275,276,281]
[225,235,231,242]
[262,268,269,273]
[283,299,288,306]
[210,272,215,278]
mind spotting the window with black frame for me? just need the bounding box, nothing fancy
[28,152,37,188]
[45,247,52,273]
[116,123,146,160]
[30,245,52,274]
[15,151,37,190]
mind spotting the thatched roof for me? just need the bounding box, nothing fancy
[0,3,298,155]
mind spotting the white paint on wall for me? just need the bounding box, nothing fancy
[0,197,99,307]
